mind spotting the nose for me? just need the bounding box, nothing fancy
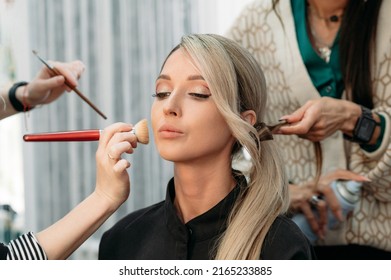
[163,92,181,117]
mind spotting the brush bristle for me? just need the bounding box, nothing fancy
[134,119,149,144]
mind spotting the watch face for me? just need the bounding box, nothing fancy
[356,117,376,143]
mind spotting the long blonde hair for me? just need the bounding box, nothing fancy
[170,34,289,259]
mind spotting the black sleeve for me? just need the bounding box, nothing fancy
[261,215,317,260]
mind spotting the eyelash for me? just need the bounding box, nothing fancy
[152,92,210,100]
[152,92,170,99]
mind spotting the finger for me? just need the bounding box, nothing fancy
[279,102,321,135]
[329,169,370,182]
[113,159,131,173]
[289,190,308,211]
[51,60,85,88]
[107,141,134,160]
[32,75,66,93]
[321,185,343,222]
[99,123,133,148]
[108,130,138,149]
[279,116,317,135]
[315,199,327,239]
[301,202,319,234]
[280,102,311,124]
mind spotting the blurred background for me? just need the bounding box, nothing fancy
[0,0,253,259]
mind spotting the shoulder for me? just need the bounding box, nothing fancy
[103,201,165,235]
[227,0,270,36]
[261,215,316,260]
[99,200,166,259]
[226,0,292,42]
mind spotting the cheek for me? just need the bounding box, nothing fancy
[202,121,233,147]
[199,110,233,148]
[151,102,160,135]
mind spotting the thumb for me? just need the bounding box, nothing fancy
[280,105,309,124]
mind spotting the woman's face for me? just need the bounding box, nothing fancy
[151,49,235,164]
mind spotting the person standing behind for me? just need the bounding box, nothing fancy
[227,0,391,259]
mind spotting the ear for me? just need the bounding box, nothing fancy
[240,110,256,126]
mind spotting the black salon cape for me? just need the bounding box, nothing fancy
[99,175,315,260]
[0,243,8,259]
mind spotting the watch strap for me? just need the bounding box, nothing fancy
[8,81,29,112]
[343,106,380,144]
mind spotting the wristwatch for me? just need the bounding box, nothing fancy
[343,106,380,144]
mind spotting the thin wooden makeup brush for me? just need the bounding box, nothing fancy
[32,50,107,120]
[23,119,149,144]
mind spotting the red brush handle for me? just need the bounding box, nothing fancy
[23,130,101,142]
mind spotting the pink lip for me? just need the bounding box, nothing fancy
[158,124,184,139]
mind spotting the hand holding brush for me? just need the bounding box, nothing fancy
[23,119,149,144]
[32,50,107,120]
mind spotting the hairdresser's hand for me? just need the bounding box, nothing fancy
[314,168,368,223]
[95,122,138,209]
[22,60,85,107]
[292,169,369,239]
[276,97,361,142]
[290,182,328,239]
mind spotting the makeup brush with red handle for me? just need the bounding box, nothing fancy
[23,119,149,144]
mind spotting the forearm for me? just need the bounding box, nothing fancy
[35,191,120,260]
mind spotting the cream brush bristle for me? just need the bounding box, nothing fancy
[132,119,149,144]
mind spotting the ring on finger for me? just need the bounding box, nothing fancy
[108,152,118,160]
[309,195,321,206]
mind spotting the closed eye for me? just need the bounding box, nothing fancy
[189,93,210,99]
[152,92,170,99]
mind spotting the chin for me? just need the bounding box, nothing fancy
[158,151,185,162]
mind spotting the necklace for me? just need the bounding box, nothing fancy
[317,46,332,63]
[309,26,332,63]
[306,5,342,63]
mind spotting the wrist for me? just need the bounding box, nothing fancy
[92,189,124,213]
[343,106,380,144]
[8,81,34,112]
[340,101,362,135]
[368,113,381,145]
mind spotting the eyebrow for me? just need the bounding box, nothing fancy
[156,74,205,81]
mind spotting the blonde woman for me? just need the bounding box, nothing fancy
[98,34,315,259]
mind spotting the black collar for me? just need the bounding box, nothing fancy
[164,173,246,242]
